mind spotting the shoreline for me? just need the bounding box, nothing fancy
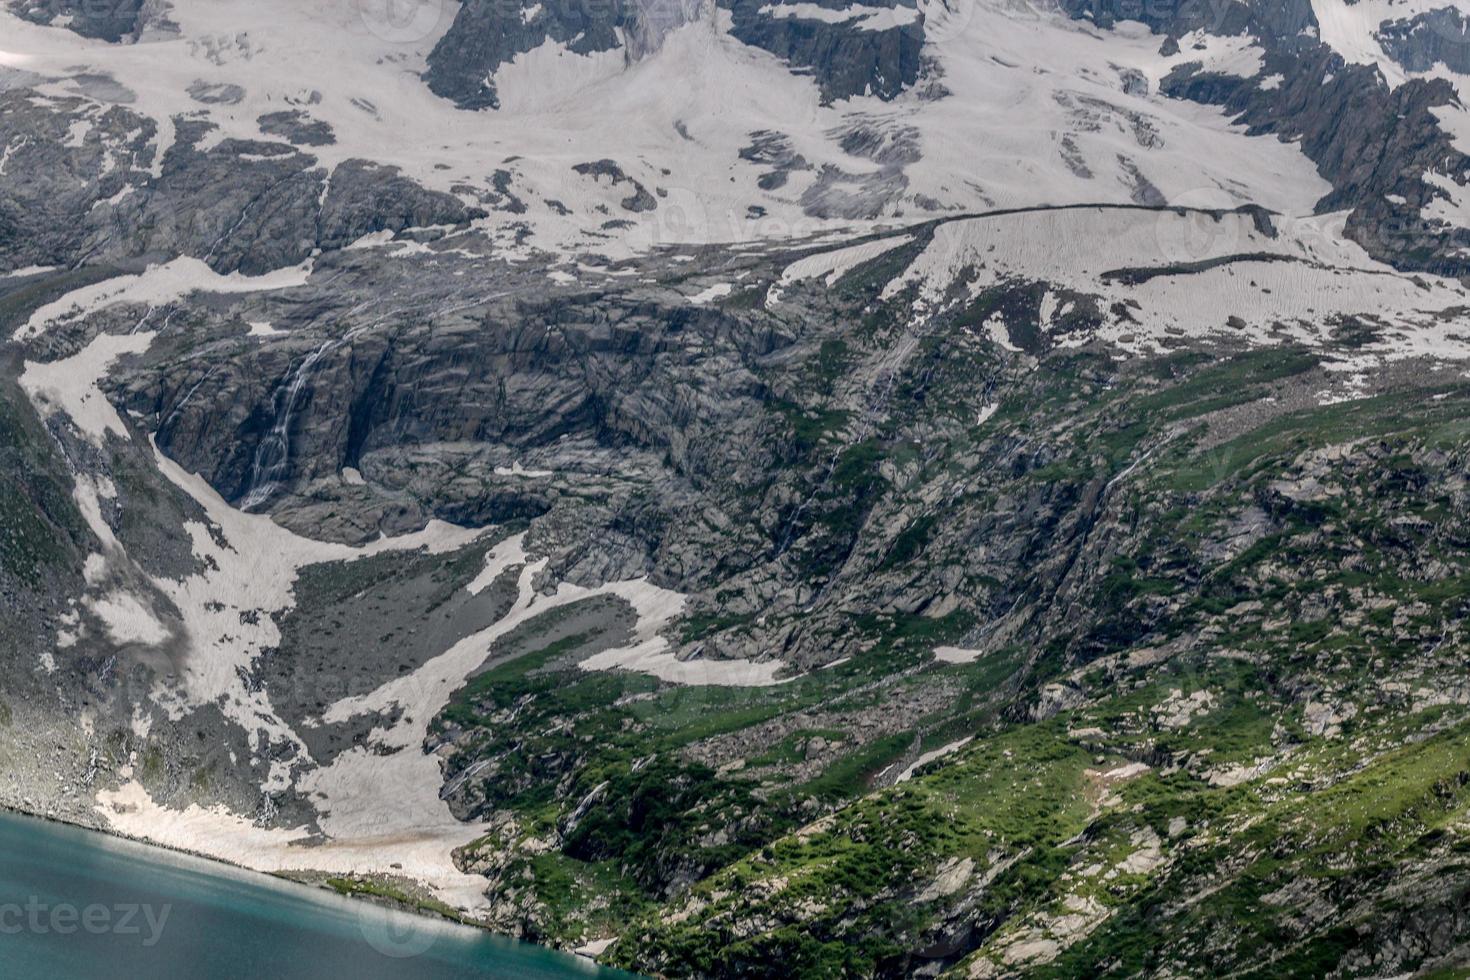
[0,803,616,968]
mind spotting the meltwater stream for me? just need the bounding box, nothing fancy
[0,812,634,980]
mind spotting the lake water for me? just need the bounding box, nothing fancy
[0,811,633,979]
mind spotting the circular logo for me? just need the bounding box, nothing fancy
[626,185,719,251]
[1427,6,1470,58]
[627,0,705,36]
[354,0,449,45]
[1152,187,1246,265]
[917,0,978,46]
[356,902,439,959]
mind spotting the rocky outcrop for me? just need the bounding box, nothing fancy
[1062,0,1316,42]
[725,0,925,102]
[426,0,925,110]
[4,5,1470,974]
[1377,7,1470,75]
[6,0,149,42]
[1163,50,1470,276]
[0,96,484,275]
[425,0,628,110]
[1064,0,1470,276]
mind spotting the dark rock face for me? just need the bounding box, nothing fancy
[1064,0,1470,276]
[425,0,627,110]
[740,130,812,191]
[316,159,489,253]
[1164,50,1470,276]
[573,160,658,212]
[0,93,153,271]
[0,97,484,276]
[725,0,925,102]
[6,0,147,42]
[263,538,521,767]
[256,111,336,148]
[425,0,925,110]
[124,261,779,549]
[1377,7,1470,75]
[140,123,328,275]
[1060,0,1315,43]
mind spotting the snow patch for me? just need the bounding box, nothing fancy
[1,264,61,279]
[0,0,1342,258]
[97,778,496,915]
[934,645,983,664]
[16,257,312,341]
[895,736,974,783]
[21,331,155,444]
[1309,0,1466,92]
[689,282,733,304]
[493,460,554,479]
[86,591,171,646]
[758,3,920,30]
[884,206,1470,364]
[780,235,914,287]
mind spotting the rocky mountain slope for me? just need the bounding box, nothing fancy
[2,0,1470,975]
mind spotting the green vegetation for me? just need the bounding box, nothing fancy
[323,876,463,921]
[596,354,1470,975]
[421,288,1470,976]
[0,378,87,585]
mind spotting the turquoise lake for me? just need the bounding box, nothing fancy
[0,811,634,979]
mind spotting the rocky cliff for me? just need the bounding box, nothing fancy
[2,0,1470,976]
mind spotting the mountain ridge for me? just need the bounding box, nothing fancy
[2,0,1470,975]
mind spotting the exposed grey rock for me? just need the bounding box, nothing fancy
[256,110,336,148]
[1062,0,1316,44]
[7,0,147,42]
[425,0,627,110]
[0,95,484,275]
[1377,6,1470,75]
[725,0,925,102]
[187,80,245,105]
[573,159,658,213]
[426,0,927,110]
[740,130,812,191]
[1163,49,1470,276]
[801,164,910,219]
